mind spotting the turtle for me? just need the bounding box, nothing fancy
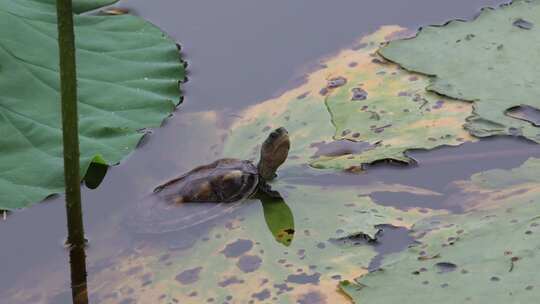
[128,127,290,235]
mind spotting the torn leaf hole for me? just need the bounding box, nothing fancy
[435,262,457,273]
[506,105,540,127]
[513,18,534,30]
[310,140,370,158]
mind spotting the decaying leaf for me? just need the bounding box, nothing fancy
[224,26,474,171]
[86,183,440,304]
[316,29,475,170]
[6,180,442,304]
[341,158,540,303]
[380,0,540,143]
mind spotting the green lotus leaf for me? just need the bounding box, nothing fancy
[341,158,540,303]
[72,0,119,13]
[224,26,474,171]
[35,0,120,13]
[0,0,185,210]
[380,0,540,142]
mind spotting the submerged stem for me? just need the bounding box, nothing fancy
[56,0,88,302]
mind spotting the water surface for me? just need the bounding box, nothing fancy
[1,0,528,302]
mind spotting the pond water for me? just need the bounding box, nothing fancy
[2,0,535,303]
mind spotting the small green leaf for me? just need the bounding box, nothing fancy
[83,162,108,189]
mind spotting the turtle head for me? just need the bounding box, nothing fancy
[258,127,290,181]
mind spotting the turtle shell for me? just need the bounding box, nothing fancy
[127,158,259,234]
[155,158,259,203]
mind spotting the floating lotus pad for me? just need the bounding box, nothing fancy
[81,182,441,304]
[225,26,474,171]
[380,0,540,143]
[341,157,540,303]
[0,0,185,209]
[6,179,444,304]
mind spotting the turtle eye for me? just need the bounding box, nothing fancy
[269,132,278,139]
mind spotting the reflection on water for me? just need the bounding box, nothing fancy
[68,245,89,304]
[128,194,246,235]
[83,163,109,190]
[125,186,294,249]
[259,191,295,247]
[64,165,89,304]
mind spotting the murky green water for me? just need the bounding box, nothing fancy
[2,0,535,303]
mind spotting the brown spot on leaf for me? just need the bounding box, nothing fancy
[237,255,262,273]
[351,87,368,101]
[297,291,327,304]
[251,289,271,301]
[274,283,294,295]
[175,267,202,285]
[297,91,309,99]
[218,276,245,287]
[221,239,253,258]
[327,76,347,88]
[286,272,321,284]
